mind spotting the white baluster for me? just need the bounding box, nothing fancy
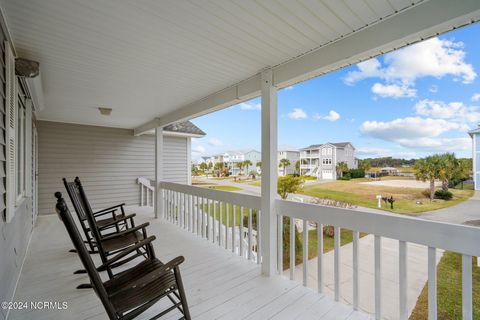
[353,231,359,310]
[248,208,252,259]
[334,226,341,301]
[256,209,261,265]
[462,254,472,320]
[290,217,295,280]
[399,241,408,320]
[219,202,223,247]
[375,235,382,319]
[232,205,236,253]
[239,206,244,257]
[428,247,437,320]
[317,223,323,294]
[302,219,308,287]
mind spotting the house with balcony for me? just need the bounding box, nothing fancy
[300,142,357,180]
[1,1,479,320]
[223,150,261,176]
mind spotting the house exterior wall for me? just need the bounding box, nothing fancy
[37,121,190,215]
[299,143,357,180]
[278,151,299,176]
[0,35,36,320]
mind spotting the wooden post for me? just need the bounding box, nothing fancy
[260,69,278,276]
[155,127,163,218]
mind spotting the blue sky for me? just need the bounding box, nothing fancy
[191,23,480,162]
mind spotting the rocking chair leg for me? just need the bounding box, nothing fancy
[174,268,191,320]
[76,283,93,289]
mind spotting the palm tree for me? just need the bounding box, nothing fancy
[243,160,252,174]
[438,153,460,192]
[256,161,262,168]
[235,162,243,175]
[279,158,291,176]
[358,159,371,172]
[336,162,348,177]
[415,155,442,200]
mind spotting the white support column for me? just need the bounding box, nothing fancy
[260,69,278,276]
[155,127,164,219]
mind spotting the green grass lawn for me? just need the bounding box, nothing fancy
[300,180,473,215]
[409,252,480,320]
[282,224,367,270]
[204,185,242,192]
[197,202,254,227]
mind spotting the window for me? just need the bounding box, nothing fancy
[16,88,27,202]
[321,148,326,156]
[327,148,332,155]
[322,158,332,165]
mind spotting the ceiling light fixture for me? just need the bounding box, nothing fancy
[98,107,112,116]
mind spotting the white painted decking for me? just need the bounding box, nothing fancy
[10,207,371,320]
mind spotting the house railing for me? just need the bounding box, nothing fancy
[137,177,154,207]
[276,199,480,320]
[159,181,480,320]
[160,181,261,262]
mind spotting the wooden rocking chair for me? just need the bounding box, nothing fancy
[55,192,191,320]
[64,177,153,284]
[63,177,135,254]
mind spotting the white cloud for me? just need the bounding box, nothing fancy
[239,102,261,110]
[371,83,416,98]
[287,108,307,120]
[313,110,340,122]
[360,117,468,151]
[361,117,461,141]
[429,85,438,93]
[284,86,294,90]
[192,145,206,154]
[472,93,480,102]
[346,38,476,84]
[344,38,476,99]
[414,99,480,124]
[396,137,470,152]
[208,137,224,146]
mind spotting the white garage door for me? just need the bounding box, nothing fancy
[322,170,333,180]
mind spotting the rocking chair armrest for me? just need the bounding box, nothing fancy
[98,214,137,230]
[100,223,150,241]
[94,203,126,216]
[102,236,156,267]
[93,209,118,218]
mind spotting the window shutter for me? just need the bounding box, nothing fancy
[5,41,17,222]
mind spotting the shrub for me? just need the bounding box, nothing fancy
[323,225,335,237]
[434,190,453,200]
[348,169,365,179]
[338,173,351,180]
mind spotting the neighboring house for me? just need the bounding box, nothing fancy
[220,150,261,175]
[380,167,399,175]
[278,150,300,176]
[300,142,357,180]
[38,121,205,216]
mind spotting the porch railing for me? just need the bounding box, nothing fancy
[160,181,261,262]
[159,181,480,320]
[276,199,480,320]
[137,177,154,207]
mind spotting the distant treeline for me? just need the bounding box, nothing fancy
[361,157,416,167]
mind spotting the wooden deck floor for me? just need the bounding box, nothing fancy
[10,208,371,320]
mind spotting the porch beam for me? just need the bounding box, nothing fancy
[154,127,163,218]
[260,69,278,276]
[133,0,480,133]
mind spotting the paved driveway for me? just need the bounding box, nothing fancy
[420,191,480,224]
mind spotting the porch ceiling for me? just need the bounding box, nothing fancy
[1,0,426,129]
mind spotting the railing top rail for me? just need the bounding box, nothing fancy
[160,181,261,209]
[276,199,480,257]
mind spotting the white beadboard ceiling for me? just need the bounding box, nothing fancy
[2,0,424,128]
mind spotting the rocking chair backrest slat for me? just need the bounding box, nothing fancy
[73,177,110,265]
[54,192,118,319]
[62,178,88,221]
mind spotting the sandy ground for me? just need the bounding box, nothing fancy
[360,179,441,189]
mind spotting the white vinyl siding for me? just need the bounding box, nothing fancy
[38,121,189,215]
